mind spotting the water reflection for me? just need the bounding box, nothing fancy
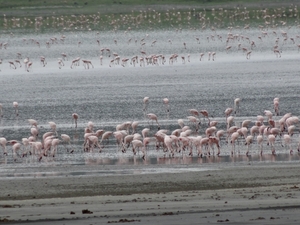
[0,153,299,179]
[0,152,299,167]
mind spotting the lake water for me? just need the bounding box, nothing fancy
[0,26,300,177]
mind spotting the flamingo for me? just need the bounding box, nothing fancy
[163,98,170,119]
[273,98,280,116]
[268,134,276,155]
[130,121,139,134]
[61,134,74,153]
[147,113,160,130]
[100,131,113,146]
[49,121,58,136]
[257,134,264,155]
[230,131,240,155]
[13,101,19,116]
[245,135,253,156]
[283,134,293,154]
[143,97,149,117]
[28,119,38,128]
[72,113,79,128]
[0,137,7,155]
[199,110,210,126]
[8,140,22,161]
[187,116,200,132]
[234,98,240,115]
[50,139,61,157]
[131,140,145,158]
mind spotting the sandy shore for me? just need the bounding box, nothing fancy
[1,163,300,224]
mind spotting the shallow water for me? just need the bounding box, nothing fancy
[0,26,300,176]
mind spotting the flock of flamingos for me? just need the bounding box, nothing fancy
[0,5,300,70]
[0,96,299,162]
[0,4,300,162]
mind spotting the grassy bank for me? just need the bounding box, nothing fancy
[0,0,299,33]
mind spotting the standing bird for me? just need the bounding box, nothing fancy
[131,139,145,158]
[143,97,149,118]
[49,121,58,136]
[8,140,21,161]
[199,110,211,127]
[13,101,19,116]
[163,98,170,119]
[245,135,253,156]
[147,113,160,130]
[273,98,280,116]
[257,134,264,155]
[50,139,61,157]
[230,132,239,155]
[72,113,79,129]
[61,134,74,153]
[0,137,7,155]
[225,108,233,119]
[28,119,38,128]
[268,134,276,155]
[234,98,240,116]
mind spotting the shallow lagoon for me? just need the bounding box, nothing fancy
[0,26,300,173]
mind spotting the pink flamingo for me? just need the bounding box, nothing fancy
[283,134,293,154]
[100,131,113,146]
[131,140,145,159]
[199,137,210,157]
[72,113,79,128]
[147,113,160,130]
[121,135,134,153]
[8,61,17,69]
[163,98,170,119]
[187,116,200,132]
[131,121,139,134]
[199,110,210,126]
[13,101,18,116]
[58,58,64,69]
[273,98,279,116]
[82,59,94,69]
[257,134,264,155]
[209,137,220,156]
[230,132,239,155]
[234,98,240,115]
[26,61,33,72]
[143,97,149,117]
[0,137,7,155]
[268,134,276,155]
[225,108,233,119]
[8,140,22,161]
[245,135,253,156]
[61,134,74,153]
[86,135,102,152]
[40,56,47,67]
[28,119,38,128]
[50,138,61,157]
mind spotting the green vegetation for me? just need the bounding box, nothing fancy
[0,0,298,33]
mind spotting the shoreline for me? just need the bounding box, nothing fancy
[0,163,299,200]
[0,163,300,224]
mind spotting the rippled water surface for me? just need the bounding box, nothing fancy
[0,27,300,177]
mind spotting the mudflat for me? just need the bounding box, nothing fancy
[1,163,300,224]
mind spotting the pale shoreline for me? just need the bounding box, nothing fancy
[1,163,300,224]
